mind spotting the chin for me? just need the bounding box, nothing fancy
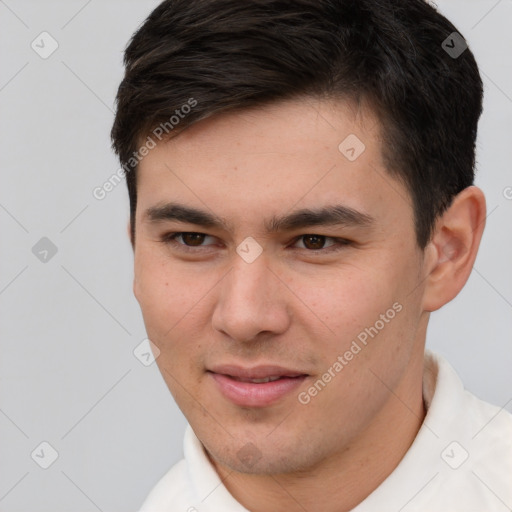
[201,426,324,476]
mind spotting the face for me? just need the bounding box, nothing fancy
[133,97,430,475]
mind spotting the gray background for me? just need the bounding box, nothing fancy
[0,1,511,511]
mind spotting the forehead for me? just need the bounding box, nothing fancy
[156,96,379,162]
[136,97,413,233]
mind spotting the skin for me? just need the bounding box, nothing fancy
[131,97,486,512]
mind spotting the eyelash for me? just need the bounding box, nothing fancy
[160,232,352,254]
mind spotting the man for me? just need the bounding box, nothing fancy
[111,1,512,510]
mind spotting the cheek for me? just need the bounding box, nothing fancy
[134,250,191,346]
[290,265,394,340]
[287,249,419,375]
[135,246,198,316]
[133,248,220,355]
[135,263,178,323]
[134,253,210,397]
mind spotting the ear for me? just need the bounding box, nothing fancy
[128,220,139,299]
[127,220,134,250]
[422,186,486,312]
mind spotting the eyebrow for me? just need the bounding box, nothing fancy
[144,202,374,232]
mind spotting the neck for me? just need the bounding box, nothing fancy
[211,350,426,512]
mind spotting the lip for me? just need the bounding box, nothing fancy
[208,365,308,408]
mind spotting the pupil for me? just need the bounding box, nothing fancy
[183,233,204,246]
[304,235,325,250]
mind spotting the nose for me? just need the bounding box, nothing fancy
[211,256,291,343]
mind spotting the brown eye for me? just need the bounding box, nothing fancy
[292,235,350,253]
[161,232,218,252]
[180,232,206,246]
[302,235,328,250]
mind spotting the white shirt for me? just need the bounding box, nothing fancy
[138,351,512,511]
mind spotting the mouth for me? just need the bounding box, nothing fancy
[230,375,286,383]
[207,365,308,407]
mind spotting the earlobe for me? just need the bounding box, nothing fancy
[422,186,486,312]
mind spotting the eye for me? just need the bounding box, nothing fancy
[292,235,350,252]
[161,232,218,250]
